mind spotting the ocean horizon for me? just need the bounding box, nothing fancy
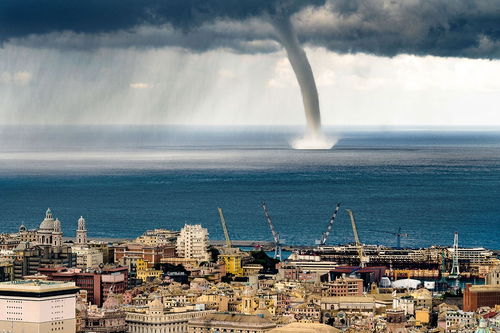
[1,126,499,250]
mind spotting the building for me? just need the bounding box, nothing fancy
[135,229,179,246]
[277,263,319,282]
[463,284,500,312]
[393,296,415,316]
[76,216,88,245]
[114,243,176,265]
[415,308,430,326]
[290,301,321,322]
[445,310,477,332]
[322,276,363,297]
[72,245,104,269]
[135,258,163,282]
[486,265,500,285]
[37,208,64,247]
[13,245,76,279]
[176,225,210,262]
[17,224,37,243]
[0,260,14,282]
[409,288,433,309]
[78,292,127,333]
[386,309,407,333]
[40,266,129,307]
[13,209,77,279]
[187,312,276,333]
[126,298,213,333]
[88,242,115,265]
[269,322,341,333]
[320,296,376,313]
[0,280,79,333]
[219,253,244,277]
[324,266,386,290]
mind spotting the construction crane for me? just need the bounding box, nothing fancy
[217,208,232,248]
[365,227,408,248]
[316,202,342,246]
[345,209,369,268]
[261,202,282,261]
[449,232,461,280]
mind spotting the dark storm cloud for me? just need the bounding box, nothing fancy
[1,0,499,58]
[299,0,500,59]
[0,0,318,38]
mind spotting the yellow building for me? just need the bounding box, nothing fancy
[219,254,243,277]
[136,258,163,282]
[137,269,163,282]
[136,258,149,271]
[415,308,430,326]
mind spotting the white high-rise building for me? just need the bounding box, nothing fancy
[0,280,79,333]
[176,224,210,262]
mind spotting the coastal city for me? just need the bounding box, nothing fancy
[0,207,498,333]
[2,1,500,333]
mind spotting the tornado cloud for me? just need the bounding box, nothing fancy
[271,15,321,136]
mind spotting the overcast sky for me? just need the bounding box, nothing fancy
[1,0,499,127]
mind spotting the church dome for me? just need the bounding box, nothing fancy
[39,208,55,230]
[19,224,26,232]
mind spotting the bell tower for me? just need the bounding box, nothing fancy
[76,216,87,245]
[52,218,63,247]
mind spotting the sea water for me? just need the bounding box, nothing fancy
[0,126,499,249]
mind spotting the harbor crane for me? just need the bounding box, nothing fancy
[316,202,342,246]
[365,227,408,248]
[261,202,282,261]
[346,209,369,268]
[217,208,232,248]
[449,232,461,279]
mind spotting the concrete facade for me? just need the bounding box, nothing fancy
[176,225,210,262]
[0,280,79,333]
[126,298,213,333]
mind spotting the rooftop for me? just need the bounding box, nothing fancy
[467,285,500,292]
[188,312,276,328]
[321,296,376,303]
[270,322,341,333]
[0,280,78,292]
